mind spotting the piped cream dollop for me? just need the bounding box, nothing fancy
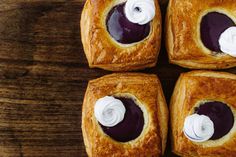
[183,114,214,142]
[219,26,236,57]
[94,96,126,127]
[124,0,155,25]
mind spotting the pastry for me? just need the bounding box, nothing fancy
[80,0,162,71]
[166,0,236,69]
[170,70,236,157]
[82,73,168,156]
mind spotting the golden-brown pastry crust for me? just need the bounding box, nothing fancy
[82,73,168,157]
[80,0,162,71]
[170,70,236,157]
[166,0,236,69]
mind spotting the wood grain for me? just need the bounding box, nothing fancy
[0,0,234,157]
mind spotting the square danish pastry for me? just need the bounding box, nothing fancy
[166,0,236,69]
[170,70,236,157]
[82,73,168,156]
[81,0,162,71]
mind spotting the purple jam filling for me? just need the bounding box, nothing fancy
[106,3,150,44]
[100,97,144,142]
[195,101,234,140]
[200,12,235,52]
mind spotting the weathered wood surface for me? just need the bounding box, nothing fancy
[0,0,235,156]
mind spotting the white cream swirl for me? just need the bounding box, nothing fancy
[183,114,214,142]
[219,26,236,57]
[94,96,126,127]
[124,0,156,25]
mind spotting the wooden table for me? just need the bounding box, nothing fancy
[0,0,235,156]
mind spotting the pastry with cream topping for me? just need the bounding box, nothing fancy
[166,0,236,69]
[170,70,236,157]
[80,0,162,71]
[82,73,168,156]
